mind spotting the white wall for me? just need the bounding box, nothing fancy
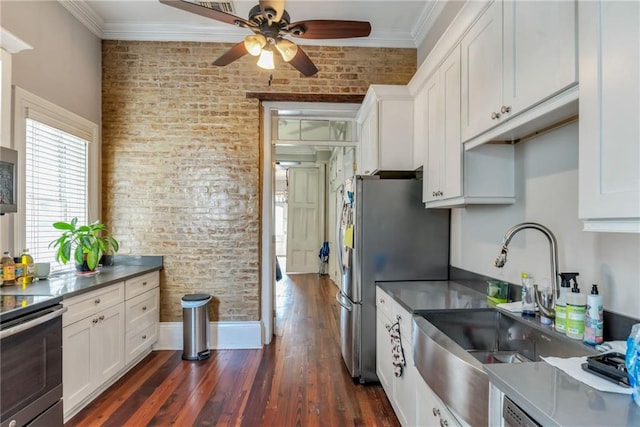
[0,1,101,253]
[451,121,640,319]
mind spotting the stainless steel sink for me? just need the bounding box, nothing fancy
[412,308,597,426]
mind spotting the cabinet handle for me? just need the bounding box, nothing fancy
[142,281,148,286]
[501,105,511,114]
[142,306,147,311]
[490,111,500,120]
[94,298,101,305]
[142,334,147,340]
[440,419,448,427]
[99,315,105,321]
[92,318,99,324]
[433,408,440,417]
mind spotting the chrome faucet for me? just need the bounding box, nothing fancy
[494,222,559,319]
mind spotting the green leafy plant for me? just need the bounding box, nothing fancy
[49,217,120,271]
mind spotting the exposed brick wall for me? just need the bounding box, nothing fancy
[102,40,416,322]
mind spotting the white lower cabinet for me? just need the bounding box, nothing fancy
[62,271,160,420]
[63,285,125,416]
[415,372,464,427]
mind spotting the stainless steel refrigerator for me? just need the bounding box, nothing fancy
[335,175,450,383]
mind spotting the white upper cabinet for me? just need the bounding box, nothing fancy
[461,0,577,143]
[578,0,640,232]
[356,85,414,175]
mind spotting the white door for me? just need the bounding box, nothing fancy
[286,167,321,273]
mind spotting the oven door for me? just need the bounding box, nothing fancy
[0,305,65,427]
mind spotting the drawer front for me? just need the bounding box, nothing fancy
[63,283,124,327]
[125,322,158,365]
[125,288,159,333]
[125,271,159,300]
[375,287,394,320]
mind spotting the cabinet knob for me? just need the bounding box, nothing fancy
[379,298,384,304]
[142,306,147,311]
[94,298,101,305]
[440,419,448,427]
[432,192,437,197]
[433,408,440,417]
[99,315,105,321]
[142,334,147,340]
[92,318,99,324]
[490,112,500,120]
[142,281,148,286]
[501,105,511,114]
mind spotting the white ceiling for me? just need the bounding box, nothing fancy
[60,0,449,48]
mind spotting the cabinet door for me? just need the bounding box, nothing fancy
[393,310,415,427]
[461,1,503,142]
[424,71,443,203]
[359,107,379,175]
[413,85,427,171]
[440,46,462,201]
[63,318,94,413]
[94,303,125,385]
[376,308,393,395]
[503,0,577,114]
[579,0,640,224]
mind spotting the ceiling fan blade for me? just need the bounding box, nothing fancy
[287,20,372,39]
[259,0,285,23]
[159,0,251,27]
[212,42,249,66]
[287,47,318,77]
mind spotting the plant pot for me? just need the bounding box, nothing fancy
[75,260,94,272]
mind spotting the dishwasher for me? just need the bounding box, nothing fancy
[503,395,542,427]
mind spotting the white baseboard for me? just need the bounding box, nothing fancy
[154,321,263,350]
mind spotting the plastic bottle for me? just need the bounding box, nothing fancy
[1,251,16,285]
[521,272,536,317]
[19,249,34,285]
[584,284,604,345]
[626,323,640,407]
[566,281,586,340]
[539,278,553,325]
[13,257,24,285]
[556,273,578,334]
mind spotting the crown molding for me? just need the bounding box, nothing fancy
[0,27,33,54]
[412,0,448,49]
[58,0,105,38]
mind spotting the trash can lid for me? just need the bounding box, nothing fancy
[182,293,211,302]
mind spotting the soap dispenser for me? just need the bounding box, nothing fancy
[556,273,579,334]
[584,284,604,345]
[566,280,586,340]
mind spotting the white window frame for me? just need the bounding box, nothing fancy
[13,87,100,254]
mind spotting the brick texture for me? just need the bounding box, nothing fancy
[102,40,416,322]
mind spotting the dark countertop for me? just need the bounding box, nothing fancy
[0,256,162,323]
[377,280,640,427]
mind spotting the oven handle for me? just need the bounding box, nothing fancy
[0,305,67,339]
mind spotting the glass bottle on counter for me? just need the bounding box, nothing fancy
[1,251,16,285]
[19,249,34,285]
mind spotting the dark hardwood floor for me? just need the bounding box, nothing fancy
[66,272,399,427]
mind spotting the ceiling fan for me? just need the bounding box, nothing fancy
[159,0,372,76]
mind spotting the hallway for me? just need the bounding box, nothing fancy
[66,273,399,426]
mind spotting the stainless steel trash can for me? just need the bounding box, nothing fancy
[181,293,212,360]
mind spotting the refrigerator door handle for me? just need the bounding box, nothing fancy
[335,291,353,312]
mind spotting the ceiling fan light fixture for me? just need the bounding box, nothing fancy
[244,34,267,56]
[257,48,275,69]
[275,38,298,62]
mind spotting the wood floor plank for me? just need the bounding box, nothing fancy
[66,273,400,427]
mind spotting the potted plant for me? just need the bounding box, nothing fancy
[49,217,120,272]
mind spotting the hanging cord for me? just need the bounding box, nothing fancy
[386,315,406,377]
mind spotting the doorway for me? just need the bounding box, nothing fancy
[261,102,359,344]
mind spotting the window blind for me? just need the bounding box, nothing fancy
[25,118,88,272]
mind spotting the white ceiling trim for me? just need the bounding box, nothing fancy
[411,1,448,48]
[58,0,105,38]
[59,0,419,48]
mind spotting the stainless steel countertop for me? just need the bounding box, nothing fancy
[0,256,162,322]
[485,362,640,426]
[376,280,491,312]
[377,280,640,427]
